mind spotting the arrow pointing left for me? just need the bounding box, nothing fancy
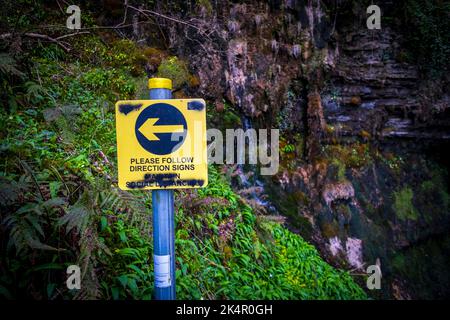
[138,118,185,141]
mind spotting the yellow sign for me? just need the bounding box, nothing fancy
[115,99,208,190]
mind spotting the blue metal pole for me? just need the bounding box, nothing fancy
[149,83,176,300]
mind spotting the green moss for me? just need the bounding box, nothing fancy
[418,170,450,223]
[330,158,347,182]
[320,220,340,239]
[223,110,242,128]
[347,143,371,168]
[157,56,190,89]
[206,100,242,130]
[196,0,213,15]
[380,152,404,174]
[365,201,376,216]
[391,253,406,271]
[323,143,372,170]
[393,187,419,221]
[405,0,450,79]
[282,143,295,153]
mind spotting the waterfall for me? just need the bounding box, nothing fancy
[237,115,277,213]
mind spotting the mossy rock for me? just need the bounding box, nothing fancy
[157,56,191,89]
[389,234,450,299]
[323,143,372,170]
[393,187,419,221]
[329,158,347,182]
[292,191,309,206]
[320,219,340,239]
[335,203,352,221]
[143,47,166,68]
[206,101,242,130]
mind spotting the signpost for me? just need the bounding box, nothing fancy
[115,78,207,299]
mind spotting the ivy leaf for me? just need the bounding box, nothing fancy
[100,216,108,232]
[117,275,128,288]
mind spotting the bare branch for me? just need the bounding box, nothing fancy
[1,32,71,52]
[127,5,207,36]
[56,31,90,40]
[24,33,71,51]
[37,20,158,32]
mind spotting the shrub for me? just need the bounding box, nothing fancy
[157,56,190,89]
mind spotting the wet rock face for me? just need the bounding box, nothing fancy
[170,1,449,138]
[160,0,450,298]
[322,181,355,207]
[170,1,330,120]
[306,91,326,159]
[323,27,449,140]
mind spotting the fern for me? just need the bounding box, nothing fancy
[0,53,25,78]
[56,178,148,299]
[58,191,92,234]
[0,175,30,206]
[3,198,66,254]
[24,81,46,104]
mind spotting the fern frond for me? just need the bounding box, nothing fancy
[0,175,30,206]
[3,207,55,254]
[0,53,24,78]
[24,81,46,104]
[58,191,93,234]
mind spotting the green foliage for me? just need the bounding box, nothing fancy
[157,56,190,89]
[0,53,25,78]
[1,0,47,30]
[282,144,295,153]
[393,187,419,221]
[381,153,404,173]
[417,166,450,223]
[98,215,153,300]
[174,166,366,299]
[206,100,242,131]
[0,53,26,112]
[80,68,136,99]
[0,9,366,300]
[321,143,372,184]
[324,143,372,169]
[330,158,346,182]
[0,23,149,299]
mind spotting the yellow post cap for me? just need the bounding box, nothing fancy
[148,78,172,90]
